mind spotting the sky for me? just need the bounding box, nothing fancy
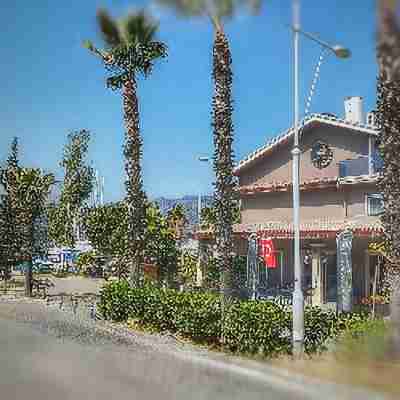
[2,0,377,202]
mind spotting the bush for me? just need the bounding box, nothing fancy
[98,280,134,322]
[304,306,338,353]
[224,300,291,356]
[98,281,373,357]
[174,291,221,341]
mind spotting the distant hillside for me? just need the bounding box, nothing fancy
[154,195,214,226]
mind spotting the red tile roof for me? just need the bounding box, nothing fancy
[197,217,383,240]
[238,175,379,195]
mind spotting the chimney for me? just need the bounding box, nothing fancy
[344,96,364,124]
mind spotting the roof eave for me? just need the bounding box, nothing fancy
[234,115,379,175]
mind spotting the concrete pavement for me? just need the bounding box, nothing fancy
[0,300,390,400]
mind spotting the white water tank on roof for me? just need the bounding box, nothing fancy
[344,96,363,124]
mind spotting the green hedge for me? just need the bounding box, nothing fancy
[98,281,370,356]
[223,300,292,356]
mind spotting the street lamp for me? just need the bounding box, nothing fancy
[197,156,210,226]
[291,0,351,357]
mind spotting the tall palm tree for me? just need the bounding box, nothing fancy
[376,0,400,355]
[84,9,167,286]
[156,1,261,303]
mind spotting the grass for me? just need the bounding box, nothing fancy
[272,319,400,397]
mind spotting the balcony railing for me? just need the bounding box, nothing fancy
[338,151,383,178]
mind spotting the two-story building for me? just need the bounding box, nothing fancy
[199,97,384,308]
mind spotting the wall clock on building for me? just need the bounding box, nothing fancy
[311,141,334,169]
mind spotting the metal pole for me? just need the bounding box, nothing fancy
[292,0,304,357]
[198,193,202,226]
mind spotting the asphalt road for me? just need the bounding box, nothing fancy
[0,300,389,400]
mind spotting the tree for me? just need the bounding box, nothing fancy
[0,141,55,297]
[145,202,179,286]
[84,201,179,286]
[167,203,187,240]
[84,8,167,286]
[0,137,20,281]
[376,0,400,354]
[156,0,261,303]
[84,202,129,259]
[48,129,94,248]
[200,201,241,230]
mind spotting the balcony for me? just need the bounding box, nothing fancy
[338,151,383,178]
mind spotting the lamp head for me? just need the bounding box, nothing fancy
[332,45,351,59]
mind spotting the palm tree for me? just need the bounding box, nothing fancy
[84,8,167,286]
[376,0,400,355]
[156,0,261,303]
[167,204,187,240]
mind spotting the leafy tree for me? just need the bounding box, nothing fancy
[1,140,54,296]
[376,0,400,353]
[156,0,261,303]
[84,8,167,287]
[48,129,94,248]
[178,250,198,287]
[145,203,179,286]
[84,201,179,286]
[83,202,129,259]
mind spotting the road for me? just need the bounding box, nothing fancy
[0,300,389,400]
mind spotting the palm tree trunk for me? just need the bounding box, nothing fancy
[122,76,147,287]
[212,28,238,341]
[377,0,400,356]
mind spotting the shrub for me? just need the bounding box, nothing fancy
[98,282,373,357]
[173,291,221,341]
[98,280,134,322]
[303,306,338,353]
[224,300,291,356]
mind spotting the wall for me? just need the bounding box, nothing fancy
[344,184,380,218]
[241,188,345,224]
[239,124,369,187]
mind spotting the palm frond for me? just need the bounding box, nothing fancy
[157,0,263,16]
[119,10,159,45]
[157,0,205,16]
[156,0,262,25]
[96,8,122,48]
[246,0,262,14]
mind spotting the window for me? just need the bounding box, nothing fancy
[366,194,384,216]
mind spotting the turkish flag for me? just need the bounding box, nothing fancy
[259,237,278,268]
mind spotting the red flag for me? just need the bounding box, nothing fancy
[259,237,278,268]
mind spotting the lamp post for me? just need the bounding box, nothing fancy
[291,0,351,356]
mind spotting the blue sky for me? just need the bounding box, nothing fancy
[2,0,377,202]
